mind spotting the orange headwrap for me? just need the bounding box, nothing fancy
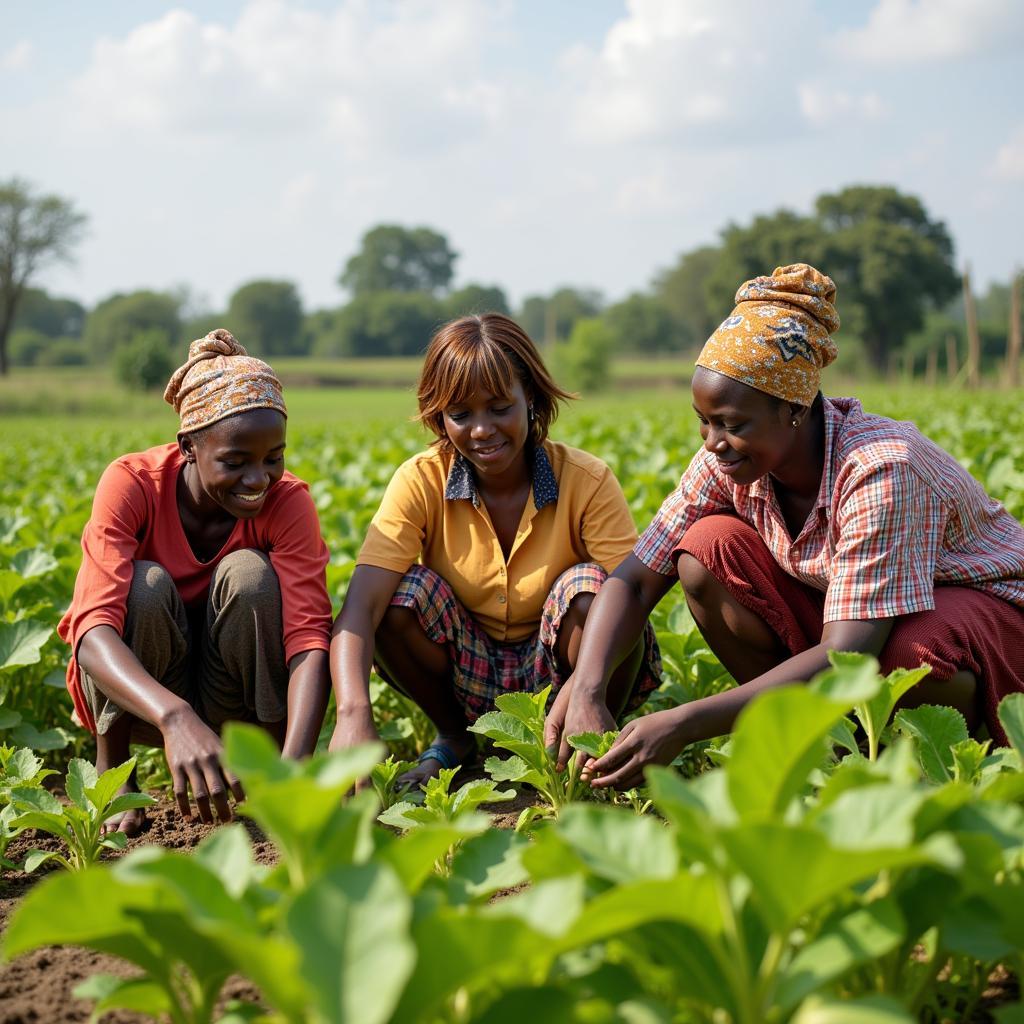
[696,263,840,406]
[164,329,287,433]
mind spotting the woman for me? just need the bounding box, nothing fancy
[329,313,660,784]
[547,263,1024,789]
[58,329,333,833]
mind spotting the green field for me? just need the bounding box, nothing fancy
[2,378,1024,1022]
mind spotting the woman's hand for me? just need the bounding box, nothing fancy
[160,704,244,823]
[585,707,690,791]
[544,676,617,772]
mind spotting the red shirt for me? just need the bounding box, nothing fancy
[58,443,332,731]
[635,398,1024,622]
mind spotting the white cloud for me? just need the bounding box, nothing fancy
[837,0,1024,62]
[798,82,884,127]
[1,39,33,72]
[992,125,1024,181]
[67,0,504,156]
[562,0,820,146]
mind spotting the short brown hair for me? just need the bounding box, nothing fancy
[417,313,574,449]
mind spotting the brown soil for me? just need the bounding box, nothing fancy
[0,799,272,1024]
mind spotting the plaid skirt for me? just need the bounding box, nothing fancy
[388,562,662,723]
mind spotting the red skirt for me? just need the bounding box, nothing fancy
[679,515,1024,747]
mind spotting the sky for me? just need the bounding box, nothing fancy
[2,0,1023,316]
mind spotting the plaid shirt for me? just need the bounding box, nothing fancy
[635,397,1024,622]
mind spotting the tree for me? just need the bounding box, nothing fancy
[550,317,614,392]
[335,291,444,357]
[12,287,86,338]
[653,245,722,349]
[517,288,603,345]
[83,290,181,362]
[114,330,176,390]
[0,178,87,374]
[815,186,958,367]
[227,280,305,357]
[443,283,510,320]
[340,225,457,297]
[603,293,678,353]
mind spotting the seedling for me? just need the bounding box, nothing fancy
[369,754,419,810]
[379,767,514,875]
[10,756,155,872]
[470,687,609,814]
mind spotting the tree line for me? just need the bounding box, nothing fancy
[1,177,1020,388]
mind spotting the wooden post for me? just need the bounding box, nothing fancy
[1008,269,1022,389]
[945,333,959,381]
[963,264,981,389]
[925,347,938,388]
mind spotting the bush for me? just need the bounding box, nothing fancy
[8,329,50,367]
[114,332,176,391]
[549,317,614,393]
[35,338,88,367]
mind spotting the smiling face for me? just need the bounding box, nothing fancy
[690,367,804,486]
[442,377,531,481]
[179,407,287,519]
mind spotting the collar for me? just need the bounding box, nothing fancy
[444,443,559,510]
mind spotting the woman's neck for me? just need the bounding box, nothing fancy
[771,399,826,501]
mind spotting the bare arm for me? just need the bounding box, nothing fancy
[328,564,405,751]
[587,617,894,789]
[280,649,330,759]
[77,625,243,821]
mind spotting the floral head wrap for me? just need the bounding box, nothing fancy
[164,329,287,433]
[696,263,840,406]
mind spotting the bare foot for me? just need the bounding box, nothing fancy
[96,727,149,838]
[398,732,476,789]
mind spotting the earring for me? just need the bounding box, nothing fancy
[528,405,535,422]
[791,417,799,428]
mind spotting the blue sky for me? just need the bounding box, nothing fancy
[2,0,1022,317]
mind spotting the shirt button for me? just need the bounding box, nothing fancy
[498,595,506,603]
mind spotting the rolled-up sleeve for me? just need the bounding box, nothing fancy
[634,450,734,575]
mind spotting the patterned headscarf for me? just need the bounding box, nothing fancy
[164,329,287,433]
[696,263,840,406]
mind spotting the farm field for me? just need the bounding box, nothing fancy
[1,381,1023,1023]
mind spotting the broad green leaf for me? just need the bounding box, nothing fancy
[378,821,491,893]
[11,784,63,814]
[484,754,541,786]
[67,757,99,810]
[287,863,415,1024]
[998,692,1024,758]
[0,708,22,729]
[22,848,59,872]
[893,705,968,782]
[812,784,926,849]
[568,730,617,759]
[790,994,915,1023]
[223,722,299,783]
[809,653,885,703]
[555,804,677,882]
[728,685,852,820]
[100,830,129,851]
[776,900,906,1014]
[73,974,174,1019]
[484,875,585,938]
[193,823,259,899]
[9,722,72,750]
[86,756,137,811]
[450,828,529,900]
[10,547,59,579]
[0,618,54,672]
[941,895,1021,961]
[720,823,961,932]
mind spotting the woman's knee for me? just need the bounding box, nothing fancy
[677,552,716,605]
[212,549,278,602]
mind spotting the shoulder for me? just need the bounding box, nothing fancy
[389,447,451,495]
[99,443,181,494]
[545,440,616,487]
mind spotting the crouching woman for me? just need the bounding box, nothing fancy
[58,330,333,833]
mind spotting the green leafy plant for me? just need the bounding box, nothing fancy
[10,756,155,871]
[0,743,54,869]
[369,753,418,810]
[379,767,514,876]
[470,686,602,818]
